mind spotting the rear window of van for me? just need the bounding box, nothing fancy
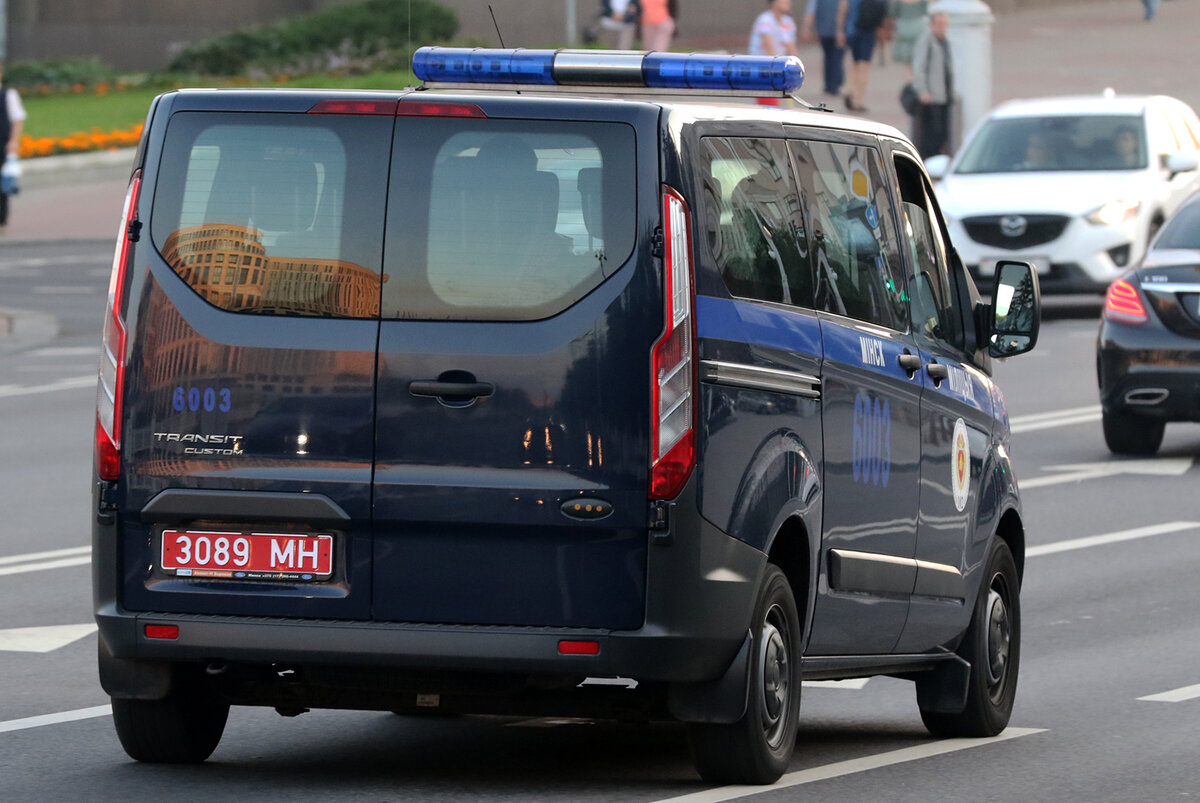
[151,112,393,318]
[381,118,637,321]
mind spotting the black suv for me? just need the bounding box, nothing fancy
[94,48,1040,784]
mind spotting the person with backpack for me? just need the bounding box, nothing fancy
[844,0,889,112]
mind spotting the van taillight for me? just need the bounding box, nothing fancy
[96,170,141,481]
[649,189,695,499]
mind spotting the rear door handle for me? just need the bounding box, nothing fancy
[897,353,922,377]
[409,381,494,399]
[926,362,949,383]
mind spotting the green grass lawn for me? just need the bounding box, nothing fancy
[21,70,420,140]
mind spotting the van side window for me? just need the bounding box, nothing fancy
[150,113,391,318]
[382,119,637,322]
[791,140,908,331]
[893,155,964,352]
[698,137,814,308]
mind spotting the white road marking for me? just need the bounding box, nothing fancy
[31,286,96,295]
[1138,683,1200,703]
[0,706,110,735]
[0,624,97,653]
[1010,405,1101,434]
[0,255,109,269]
[0,375,94,399]
[0,545,90,567]
[1027,521,1199,558]
[804,679,871,690]
[0,556,92,576]
[1020,457,1193,489]
[28,347,99,358]
[648,728,1045,803]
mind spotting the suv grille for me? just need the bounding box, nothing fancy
[963,214,1069,249]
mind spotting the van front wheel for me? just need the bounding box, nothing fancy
[111,669,229,763]
[687,565,801,784]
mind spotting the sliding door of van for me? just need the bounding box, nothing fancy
[372,100,660,628]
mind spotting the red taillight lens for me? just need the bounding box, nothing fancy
[96,170,141,481]
[650,189,696,500]
[144,625,179,640]
[1103,278,1148,324]
[395,101,487,118]
[307,99,399,115]
[558,640,600,656]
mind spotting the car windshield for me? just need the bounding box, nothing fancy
[1152,200,1200,250]
[954,114,1147,174]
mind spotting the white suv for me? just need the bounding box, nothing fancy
[927,94,1200,294]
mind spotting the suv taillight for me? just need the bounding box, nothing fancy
[649,188,696,499]
[1103,278,1148,324]
[96,170,142,481]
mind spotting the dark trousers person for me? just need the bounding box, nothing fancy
[917,102,950,158]
[819,36,845,95]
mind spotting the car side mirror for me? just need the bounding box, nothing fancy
[1163,152,1199,177]
[924,154,951,180]
[988,261,1041,358]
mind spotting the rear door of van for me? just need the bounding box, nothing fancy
[120,91,393,620]
[372,95,662,628]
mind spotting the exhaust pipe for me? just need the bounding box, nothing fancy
[1124,388,1169,406]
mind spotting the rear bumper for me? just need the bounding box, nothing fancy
[95,476,766,687]
[1098,325,1200,421]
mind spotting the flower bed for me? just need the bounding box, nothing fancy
[18,122,144,159]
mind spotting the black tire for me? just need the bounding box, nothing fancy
[920,539,1020,737]
[111,670,229,763]
[687,565,801,785]
[1102,408,1164,456]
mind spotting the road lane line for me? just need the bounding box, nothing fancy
[0,546,90,567]
[1138,684,1200,703]
[0,376,95,398]
[649,728,1045,803]
[0,556,92,577]
[0,705,110,734]
[1027,522,1199,558]
[1010,406,1102,434]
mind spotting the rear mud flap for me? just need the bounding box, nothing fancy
[666,631,751,724]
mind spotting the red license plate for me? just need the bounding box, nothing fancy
[161,530,333,580]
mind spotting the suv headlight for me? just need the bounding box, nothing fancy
[1086,200,1141,226]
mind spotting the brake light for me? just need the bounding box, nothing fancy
[395,101,487,118]
[96,170,141,481]
[649,189,696,499]
[1103,278,1148,324]
[307,99,398,115]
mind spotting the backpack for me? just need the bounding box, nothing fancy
[855,0,889,31]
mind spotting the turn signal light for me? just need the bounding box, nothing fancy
[1103,278,1148,324]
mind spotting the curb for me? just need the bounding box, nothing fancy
[21,148,137,190]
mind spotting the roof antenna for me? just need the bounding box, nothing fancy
[489,5,506,48]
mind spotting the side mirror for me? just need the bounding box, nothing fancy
[924,154,951,180]
[988,261,1041,358]
[1163,152,1199,177]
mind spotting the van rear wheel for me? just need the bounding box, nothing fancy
[111,669,229,763]
[687,565,801,785]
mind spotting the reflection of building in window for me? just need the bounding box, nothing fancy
[161,224,381,318]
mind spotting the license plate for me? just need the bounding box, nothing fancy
[981,256,1050,276]
[161,530,333,581]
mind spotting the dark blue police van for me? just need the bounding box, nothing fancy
[93,49,1041,784]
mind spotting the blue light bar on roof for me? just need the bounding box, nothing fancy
[412,47,805,94]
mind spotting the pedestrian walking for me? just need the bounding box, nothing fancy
[801,0,848,100]
[750,0,799,58]
[889,0,928,81]
[845,0,889,112]
[911,11,953,158]
[1142,0,1160,21]
[640,0,676,51]
[0,61,28,231]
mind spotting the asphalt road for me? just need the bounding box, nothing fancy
[1,240,1198,800]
